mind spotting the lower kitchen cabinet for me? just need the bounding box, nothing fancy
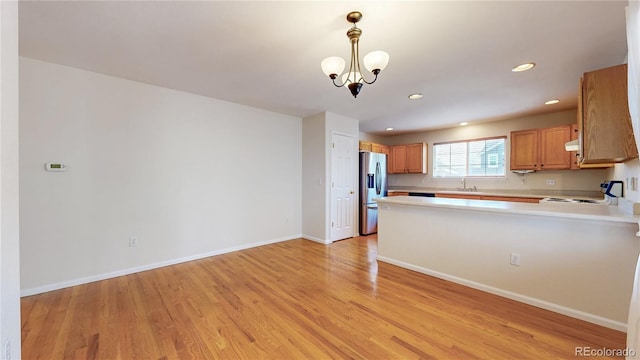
[436,193,541,203]
[387,192,409,196]
[483,196,542,203]
[436,193,483,200]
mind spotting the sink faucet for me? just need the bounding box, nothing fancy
[460,177,477,192]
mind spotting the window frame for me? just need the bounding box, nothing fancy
[432,136,507,178]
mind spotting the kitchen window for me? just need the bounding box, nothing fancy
[433,137,506,177]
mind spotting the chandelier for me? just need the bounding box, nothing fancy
[321,11,389,98]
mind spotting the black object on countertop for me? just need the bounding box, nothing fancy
[408,192,436,197]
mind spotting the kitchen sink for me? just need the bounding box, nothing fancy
[455,186,478,192]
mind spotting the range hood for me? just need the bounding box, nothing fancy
[511,169,535,175]
[565,139,579,151]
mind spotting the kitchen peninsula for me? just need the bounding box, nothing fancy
[376,196,640,331]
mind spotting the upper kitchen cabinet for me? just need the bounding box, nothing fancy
[579,64,638,164]
[570,124,580,170]
[570,123,613,169]
[390,143,427,174]
[372,143,390,156]
[539,126,572,169]
[359,141,389,156]
[359,141,373,152]
[510,129,538,170]
[510,126,571,171]
[360,141,390,172]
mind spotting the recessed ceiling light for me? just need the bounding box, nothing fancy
[545,99,560,105]
[511,63,536,72]
[408,93,423,100]
[459,122,469,126]
[385,127,394,131]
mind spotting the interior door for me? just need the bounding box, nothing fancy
[331,133,356,241]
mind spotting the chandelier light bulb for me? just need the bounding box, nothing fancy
[363,51,389,73]
[321,57,346,78]
[342,71,363,85]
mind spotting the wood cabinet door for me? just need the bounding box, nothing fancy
[570,124,580,169]
[577,77,585,164]
[510,129,539,170]
[380,145,390,173]
[582,64,638,162]
[482,196,541,203]
[539,126,571,170]
[359,141,373,152]
[436,193,483,200]
[388,192,409,196]
[390,145,407,173]
[406,143,426,173]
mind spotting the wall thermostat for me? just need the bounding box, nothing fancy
[45,163,68,172]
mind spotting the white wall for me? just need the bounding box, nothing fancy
[302,113,326,241]
[358,131,385,144]
[1,2,22,359]
[609,159,640,203]
[301,112,359,242]
[20,57,303,294]
[380,110,608,192]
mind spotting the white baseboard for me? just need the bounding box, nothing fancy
[21,234,302,297]
[377,255,627,332]
[302,234,332,244]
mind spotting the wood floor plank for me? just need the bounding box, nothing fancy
[22,236,627,359]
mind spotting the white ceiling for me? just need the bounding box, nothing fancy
[18,1,630,136]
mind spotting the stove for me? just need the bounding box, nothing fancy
[539,197,606,204]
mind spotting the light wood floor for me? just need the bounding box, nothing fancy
[22,236,626,359]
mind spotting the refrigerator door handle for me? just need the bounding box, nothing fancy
[375,162,382,195]
[366,204,378,210]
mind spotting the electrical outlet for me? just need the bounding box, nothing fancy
[510,252,521,266]
[129,237,138,247]
[545,179,555,186]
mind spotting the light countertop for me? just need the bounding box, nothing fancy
[387,187,604,200]
[376,195,639,224]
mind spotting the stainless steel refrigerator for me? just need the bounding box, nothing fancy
[359,152,387,235]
